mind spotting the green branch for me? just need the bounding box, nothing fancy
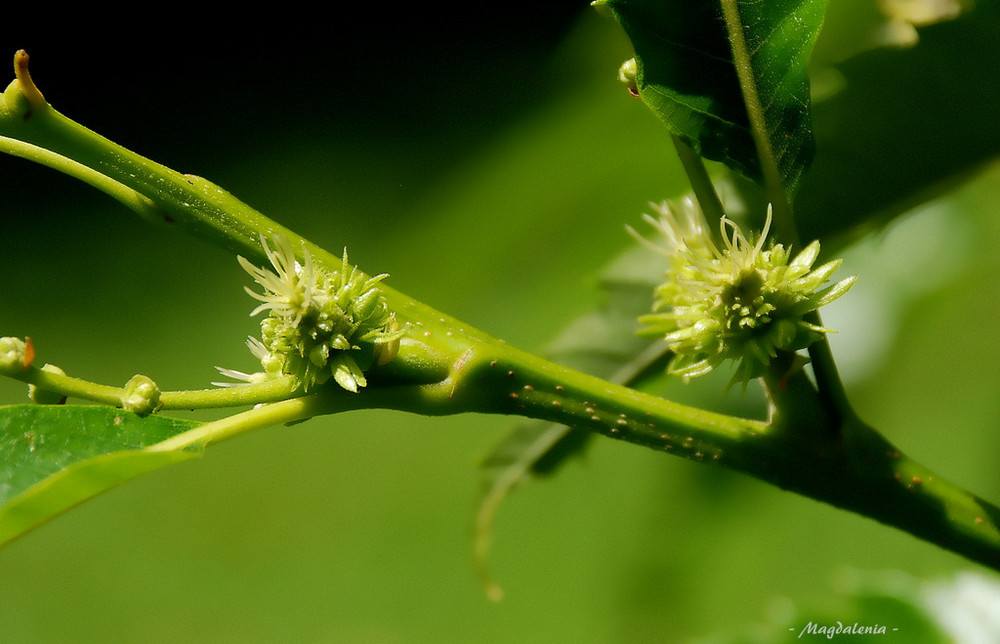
[2,360,303,410]
[3,50,1000,574]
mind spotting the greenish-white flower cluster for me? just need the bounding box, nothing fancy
[221,235,403,393]
[633,199,856,386]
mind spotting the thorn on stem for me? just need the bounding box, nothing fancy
[12,50,47,116]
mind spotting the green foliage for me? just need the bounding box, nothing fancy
[0,405,199,546]
[598,0,827,194]
[797,0,1000,244]
[2,1,1000,640]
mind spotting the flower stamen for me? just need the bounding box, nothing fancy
[219,235,403,392]
[634,200,855,387]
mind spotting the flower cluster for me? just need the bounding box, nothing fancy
[633,199,856,386]
[219,235,403,393]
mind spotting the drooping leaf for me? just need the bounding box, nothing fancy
[475,242,672,597]
[597,0,828,195]
[0,405,201,546]
[479,244,671,466]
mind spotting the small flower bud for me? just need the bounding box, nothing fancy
[618,58,639,97]
[330,354,366,393]
[122,374,162,415]
[0,336,29,373]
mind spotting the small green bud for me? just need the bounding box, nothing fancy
[618,58,639,97]
[0,336,30,373]
[122,374,162,415]
[28,363,67,405]
[330,354,367,393]
[309,343,330,368]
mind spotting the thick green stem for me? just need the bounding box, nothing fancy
[487,346,1000,571]
[384,340,1000,573]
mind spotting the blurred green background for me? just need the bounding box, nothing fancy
[2,5,1000,641]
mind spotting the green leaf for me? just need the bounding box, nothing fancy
[797,0,1000,245]
[598,0,828,195]
[0,405,201,546]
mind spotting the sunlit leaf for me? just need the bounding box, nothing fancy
[0,405,201,546]
[598,0,828,194]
